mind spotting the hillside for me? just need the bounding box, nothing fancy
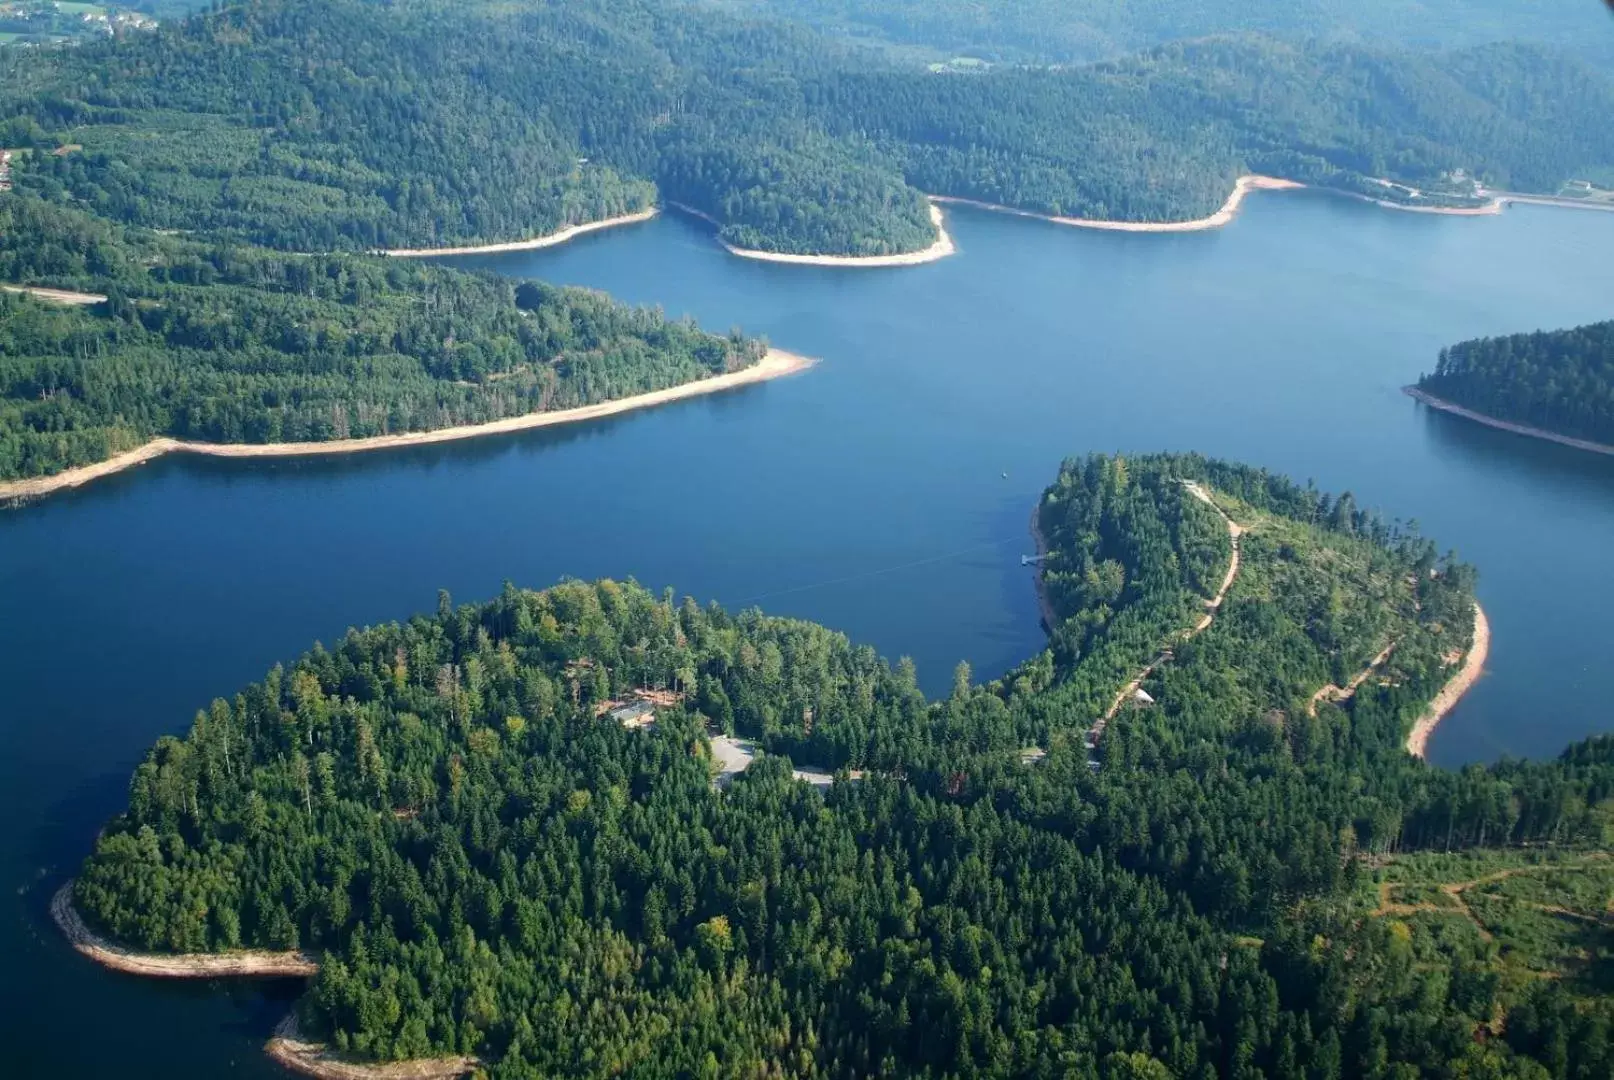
[703,0,1614,64]
[65,455,1614,1077]
[0,197,764,484]
[1414,319,1614,450]
[3,0,1613,255]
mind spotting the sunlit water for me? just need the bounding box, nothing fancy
[4,190,1612,1075]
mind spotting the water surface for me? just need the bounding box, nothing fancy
[4,189,1613,1075]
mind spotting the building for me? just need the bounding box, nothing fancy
[0,150,12,193]
[606,700,657,730]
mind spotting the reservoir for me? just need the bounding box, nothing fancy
[3,189,1613,1075]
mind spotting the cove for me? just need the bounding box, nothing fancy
[2,189,1613,1076]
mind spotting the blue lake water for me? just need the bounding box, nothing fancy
[3,188,1613,1075]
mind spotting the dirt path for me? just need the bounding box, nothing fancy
[1309,641,1397,718]
[0,349,814,505]
[1371,856,1609,942]
[1405,602,1489,759]
[1087,482,1246,747]
[51,881,317,977]
[1406,387,1614,458]
[932,175,1305,234]
[266,1015,475,1080]
[376,208,657,257]
[2,284,106,305]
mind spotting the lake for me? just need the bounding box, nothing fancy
[3,189,1613,1075]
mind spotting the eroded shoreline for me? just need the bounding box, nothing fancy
[377,208,658,257]
[1406,386,1614,457]
[50,881,317,977]
[1,348,815,505]
[672,201,957,267]
[1405,602,1490,759]
[932,175,1306,233]
[267,1015,475,1080]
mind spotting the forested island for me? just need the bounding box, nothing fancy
[2,0,1612,257]
[0,196,782,492]
[60,455,1612,1079]
[1411,320,1614,454]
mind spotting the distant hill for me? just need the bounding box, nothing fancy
[2,0,1612,254]
[700,0,1614,64]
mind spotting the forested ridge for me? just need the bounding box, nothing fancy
[3,0,1613,255]
[72,455,1613,1078]
[701,0,1614,65]
[0,196,762,482]
[1416,320,1614,448]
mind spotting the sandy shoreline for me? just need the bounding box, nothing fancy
[1405,602,1490,759]
[0,348,814,505]
[933,175,1306,233]
[1406,387,1614,457]
[671,201,956,267]
[50,881,318,977]
[377,208,657,257]
[267,1015,475,1080]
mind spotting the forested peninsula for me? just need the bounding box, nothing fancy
[3,0,1613,258]
[0,197,779,492]
[1411,320,1614,454]
[62,455,1613,1079]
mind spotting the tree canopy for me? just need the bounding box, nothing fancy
[3,0,1612,256]
[73,455,1614,1078]
[1416,319,1614,447]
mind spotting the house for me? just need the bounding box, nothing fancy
[606,700,657,730]
[1133,688,1155,705]
[0,150,12,193]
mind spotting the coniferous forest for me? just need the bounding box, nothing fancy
[1416,320,1614,447]
[72,455,1614,1079]
[0,196,762,482]
[1,0,1612,256]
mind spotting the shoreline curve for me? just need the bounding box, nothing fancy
[267,1014,475,1080]
[0,348,815,505]
[1406,386,1614,457]
[50,881,318,977]
[1406,602,1490,759]
[1029,500,1055,632]
[377,208,658,257]
[672,201,956,267]
[932,175,1306,233]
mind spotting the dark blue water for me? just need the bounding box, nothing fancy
[3,189,1613,1075]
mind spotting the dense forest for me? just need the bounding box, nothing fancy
[703,0,1614,64]
[2,0,1613,255]
[73,455,1614,1077]
[0,196,762,482]
[1416,319,1614,447]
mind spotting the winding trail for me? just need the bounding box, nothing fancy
[0,349,814,505]
[1087,481,1245,748]
[1309,641,1397,718]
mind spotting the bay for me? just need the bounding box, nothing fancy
[3,189,1612,1075]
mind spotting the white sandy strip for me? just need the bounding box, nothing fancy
[1405,603,1490,759]
[932,175,1306,233]
[718,203,955,267]
[2,284,107,304]
[267,1015,475,1080]
[51,882,318,977]
[376,208,658,257]
[0,349,815,504]
[1405,387,1614,457]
